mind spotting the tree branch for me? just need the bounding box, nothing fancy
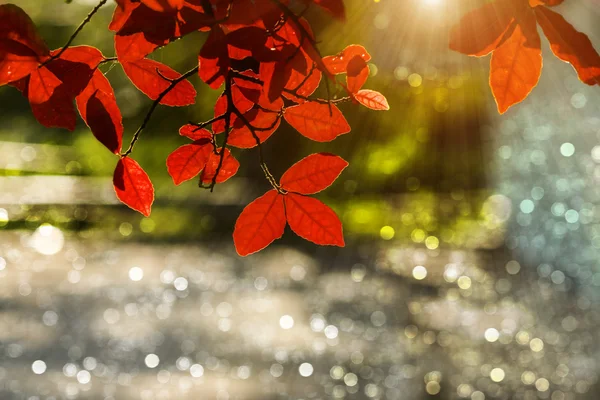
[42,0,109,65]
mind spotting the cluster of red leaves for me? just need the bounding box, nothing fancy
[0,1,388,256]
[450,0,600,113]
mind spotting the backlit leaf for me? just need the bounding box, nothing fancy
[166,140,212,185]
[284,102,350,142]
[121,58,196,106]
[113,157,155,217]
[490,16,542,113]
[535,7,600,85]
[280,153,348,195]
[284,193,344,246]
[354,89,389,110]
[234,190,286,256]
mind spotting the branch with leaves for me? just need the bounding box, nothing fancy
[0,0,389,256]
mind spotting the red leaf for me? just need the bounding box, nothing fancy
[490,16,542,114]
[115,32,160,62]
[0,4,48,57]
[448,2,514,57]
[27,66,61,104]
[179,124,212,140]
[76,70,123,154]
[284,102,350,142]
[198,26,229,89]
[228,108,281,148]
[535,7,600,86]
[284,193,344,247]
[52,46,103,69]
[113,157,155,216]
[121,58,196,106]
[323,45,371,75]
[280,153,348,195]
[141,0,184,12]
[346,55,369,93]
[233,190,286,256]
[110,0,141,32]
[31,88,77,131]
[200,149,240,184]
[166,140,212,185]
[353,89,390,110]
[0,40,42,86]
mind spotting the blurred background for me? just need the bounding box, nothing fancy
[1,0,600,399]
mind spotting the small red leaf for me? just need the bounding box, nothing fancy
[353,89,390,110]
[113,157,155,217]
[200,149,240,184]
[346,55,369,93]
[323,45,371,75]
[228,108,281,148]
[76,70,123,154]
[284,102,350,142]
[121,58,196,106]
[280,153,348,195]
[179,124,212,140]
[234,190,286,256]
[27,66,61,104]
[284,193,344,247]
[166,140,212,185]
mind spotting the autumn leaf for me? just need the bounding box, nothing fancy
[284,193,345,247]
[113,157,155,217]
[166,140,212,185]
[179,124,212,140]
[76,70,123,154]
[490,14,542,114]
[233,190,286,256]
[323,44,371,75]
[353,89,390,110]
[535,7,600,85]
[200,149,240,184]
[450,0,600,112]
[121,58,196,106]
[284,102,350,142]
[280,153,348,195]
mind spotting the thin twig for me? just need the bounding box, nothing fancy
[42,0,109,66]
[121,66,199,157]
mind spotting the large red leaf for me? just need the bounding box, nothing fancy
[323,45,371,75]
[449,2,515,57]
[233,190,286,256]
[76,70,123,154]
[113,157,155,217]
[166,140,212,185]
[200,149,240,184]
[280,153,348,195]
[121,58,196,106]
[353,89,390,110]
[490,16,542,114]
[535,7,600,86]
[284,102,350,142]
[284,193,344,247]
